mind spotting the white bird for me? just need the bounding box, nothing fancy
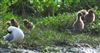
[3,26,24,42]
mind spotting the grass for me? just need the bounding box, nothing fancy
[0,11,100,51]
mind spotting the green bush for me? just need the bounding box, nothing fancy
[6,0,99,17]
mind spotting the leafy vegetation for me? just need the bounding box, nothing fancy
[0,0,100,51]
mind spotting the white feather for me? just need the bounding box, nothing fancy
[4,26,24,42]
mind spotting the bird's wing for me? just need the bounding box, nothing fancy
[5,34,14,42]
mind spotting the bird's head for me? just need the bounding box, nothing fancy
[78,13,82,17]
[88,9,94,14]
[7,26,16,34]
[11,18,16,23]
[6,21,11,26]
[7,30,12,34]
[23,19,28,24]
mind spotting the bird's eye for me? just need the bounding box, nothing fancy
[7,30,12,34]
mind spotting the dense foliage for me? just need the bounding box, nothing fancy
[0,0,100,49]
[0,0,100,17]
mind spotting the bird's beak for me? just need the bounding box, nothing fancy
[7,30,12,34]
